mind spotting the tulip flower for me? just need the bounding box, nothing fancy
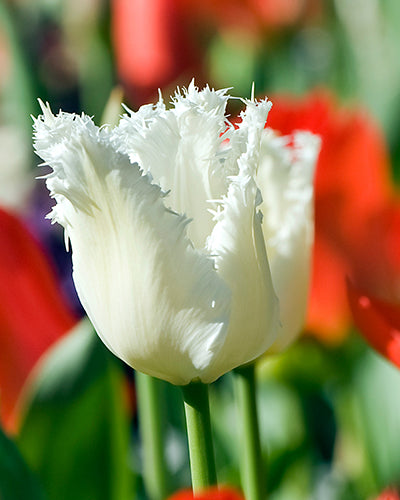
[347,282,400,369]
[111,0,314,107]
[167,486,245,500]
[33,83,318,385]
[375,488,400,500]
[195,0,307,33]
[346,203,400,369]
[111,0,202,105]
[0,207,76,432]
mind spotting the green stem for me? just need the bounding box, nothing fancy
[181,382,217,494]
[136,372,169,500]
[234,364,266,500]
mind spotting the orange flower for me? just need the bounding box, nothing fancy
[0,208,76,432]
[168,486,244,500]
[267,91,393,343]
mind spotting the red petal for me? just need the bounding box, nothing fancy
[347,281,400,369]
[348,203,400,301]
[375,488,400,500]
[111,0,202,105]
[305,234,350,344]
[0,208,76,432]
[167,487,244,500]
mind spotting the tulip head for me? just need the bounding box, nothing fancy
[33,83,318,384]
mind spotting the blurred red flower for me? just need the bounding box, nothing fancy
[111,0,320,107]
[111,0,203,106]
[375,488,400,500]
[344,166,400,369]
[0,208,76,433]
[348,282,400,369]
[195,0,310,33]
[267,91,394,344]
[168,486,244,500]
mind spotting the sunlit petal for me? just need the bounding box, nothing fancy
[114,81,231,248]
[34,103,231,385]
[206,100,279,378]
[257,130,320,351]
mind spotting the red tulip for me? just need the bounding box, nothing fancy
[111,0,317,107]
[111,0,203,106]
[375,488,400,500]
[196,0,308,33]
[0,208,76,432]
[345,201,400,368]
[347,282,400,369]
[167,486,244,500]
[267,91,393,343]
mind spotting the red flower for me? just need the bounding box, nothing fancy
[347,282,400,369]
[111,0,203,106]
[267,91,394,343]
[168,486,244,500]
[345,201,400,368]
[111,0,319,107]
[0,208,76,432]
[195,0,309,33]
[375,488,400,500]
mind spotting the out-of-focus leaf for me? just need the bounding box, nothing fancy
[101,86,124,127]
[354,351,400,487]
[337,349,400,497]
[208,32,258,96]
[210,372,306,492]
[0,425,45,500]
[78,33,114,119]
[131,379,190,498]
[17,319,133,500]
[0,1,35,134]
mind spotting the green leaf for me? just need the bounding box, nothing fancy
[348,351,400,492]
[0,425,45,500]
[0,1,35,134]
[17,319,134,500]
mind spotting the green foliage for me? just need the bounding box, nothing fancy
[17,320,134,500]
[0,425,46,500]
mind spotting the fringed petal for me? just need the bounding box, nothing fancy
[34,104,231,385]
[257,130,320,351]
[113,81,231,248]
[204,98,280,379]
[205,171,279,379]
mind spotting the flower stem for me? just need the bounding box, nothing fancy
[136,372,169,500]
[181,382,217,493]
[234,364,266,500]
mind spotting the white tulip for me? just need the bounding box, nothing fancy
[33,82,319,384]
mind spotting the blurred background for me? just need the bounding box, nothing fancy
[2,0,400,499]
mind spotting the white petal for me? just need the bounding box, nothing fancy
[257,130,320,352]
[113,82,231,249]
[204,100,280,380]
[205,172,279,380]
[223,97,273,178]
[34,104,232,385]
